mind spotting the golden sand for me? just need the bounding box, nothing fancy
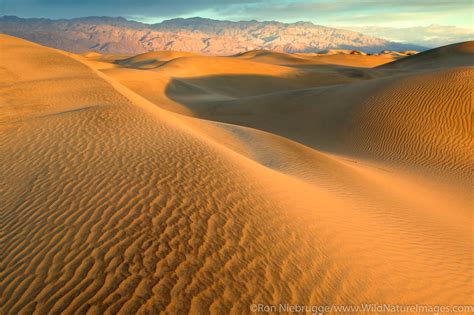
[1,35,472,313]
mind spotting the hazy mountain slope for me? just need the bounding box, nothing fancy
[0,16,424,55]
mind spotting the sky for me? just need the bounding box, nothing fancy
[1,0,473,46]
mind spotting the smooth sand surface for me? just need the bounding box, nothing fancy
[380,41,474,70]
[1,35,473,314]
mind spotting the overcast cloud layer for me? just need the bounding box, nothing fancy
[1,0,472,46]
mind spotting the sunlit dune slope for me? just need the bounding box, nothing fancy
[234,50,313,65]
[99,52,384,111]
[185,65,472,184]
[134,43,471,185]
[81,51,131,62]
[117,51,197,69]
[1,34,472,314]
[380,41,474,70]
[89,48,404,113]
[104,55,329,100]
[235,49,399,67]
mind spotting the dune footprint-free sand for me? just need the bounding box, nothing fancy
[0,35,473,314]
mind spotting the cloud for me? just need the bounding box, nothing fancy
[1,0,263,19]
[349,24,474,47]
[3,0,472,23]
[212,0,473,27]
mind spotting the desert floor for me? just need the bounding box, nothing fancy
[1,35,473,314]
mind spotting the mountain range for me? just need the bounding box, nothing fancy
[0,16,425,55]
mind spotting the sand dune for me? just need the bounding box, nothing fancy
[177,66,472,185]
[380,41,474,69]
[111,42,470,185]
[236,49,400,68]
[117,51,197,69]
[234,50,313,65]
[99,51,388,112]
[1,34,473,314]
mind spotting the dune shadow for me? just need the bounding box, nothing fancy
[163,73,366,152]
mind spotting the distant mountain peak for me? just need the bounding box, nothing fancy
[162,17,211,22]
[0,15,425,55]
[294,21,315,26]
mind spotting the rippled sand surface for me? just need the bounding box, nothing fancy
[1,35,472,314]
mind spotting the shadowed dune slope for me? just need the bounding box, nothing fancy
[104,66,365,102]
[99,52,384,110]
[87,47,401,111]
[1,35,473,314]
[179,66,472,184]
[154,42,473,185]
